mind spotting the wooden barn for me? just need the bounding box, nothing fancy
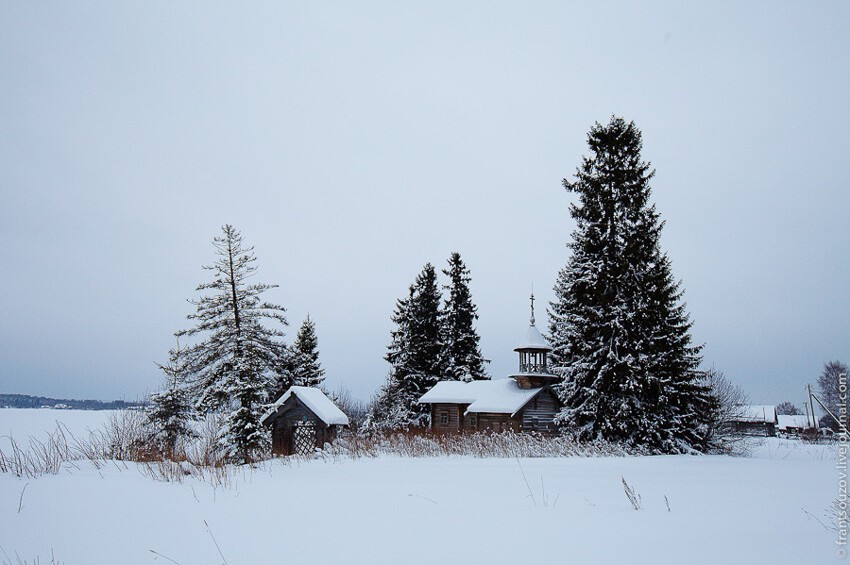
[419,295,561,434]
[728,405,778,437]
[261,386,349,456]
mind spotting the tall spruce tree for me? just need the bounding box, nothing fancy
[178,224,289,463]
[373,263,445,428]
[549,117,712,453]
[291,315,326,388]
[442,252,488,382]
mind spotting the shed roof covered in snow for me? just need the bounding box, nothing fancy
[262,386,349,426]
[735,405,777,423]
[777,414,809,430]
[418,378,546,416]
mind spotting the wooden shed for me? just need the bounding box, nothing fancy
[261,386,350,456]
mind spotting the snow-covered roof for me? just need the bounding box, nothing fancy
[262,386,349,426]
[735,405,777,423]
[418,378,546,416]
[514,324,552,352]
[777,414,809,430]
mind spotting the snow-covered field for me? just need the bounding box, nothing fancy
[0,409,839,564]
[0,408,124,448]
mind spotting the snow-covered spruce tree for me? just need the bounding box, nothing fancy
[441,252,488,382]
[147,343,196,456]
[402,264,448,419]
[367,373,417,431]
[549,117,712,453]
[290,315,325,388]
[368,291,414,429]
[372,264,446,428]
[178,225,288,463]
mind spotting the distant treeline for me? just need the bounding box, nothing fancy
[0,393,147,410]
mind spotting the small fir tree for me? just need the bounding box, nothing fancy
[291,315,326,388]
[178,224,288,463]
[549,117,711,453]
[147,343,196,456]
[441,252,488,382]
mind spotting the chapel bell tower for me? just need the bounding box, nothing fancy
[510,293,557,390]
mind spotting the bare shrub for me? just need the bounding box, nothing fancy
[316,429,644,461]
[827,498,847,532]
[0,546,62,565]
[0,426,74,478]
[327,386,369,431]
[184,413,229,467]
[100,410,150,460]
[702,366,751,455]
[2,410,643,484]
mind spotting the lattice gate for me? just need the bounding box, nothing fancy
[292,421,316,456]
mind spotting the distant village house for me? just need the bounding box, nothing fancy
[776,414,809,436]
[728,405,777,437]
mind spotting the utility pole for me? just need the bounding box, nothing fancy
[808,384,816,429]
[809,384,849,435]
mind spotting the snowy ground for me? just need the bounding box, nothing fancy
[0,408,123,449]
[0,409,839,564]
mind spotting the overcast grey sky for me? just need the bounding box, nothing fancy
[1,1,848,407]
